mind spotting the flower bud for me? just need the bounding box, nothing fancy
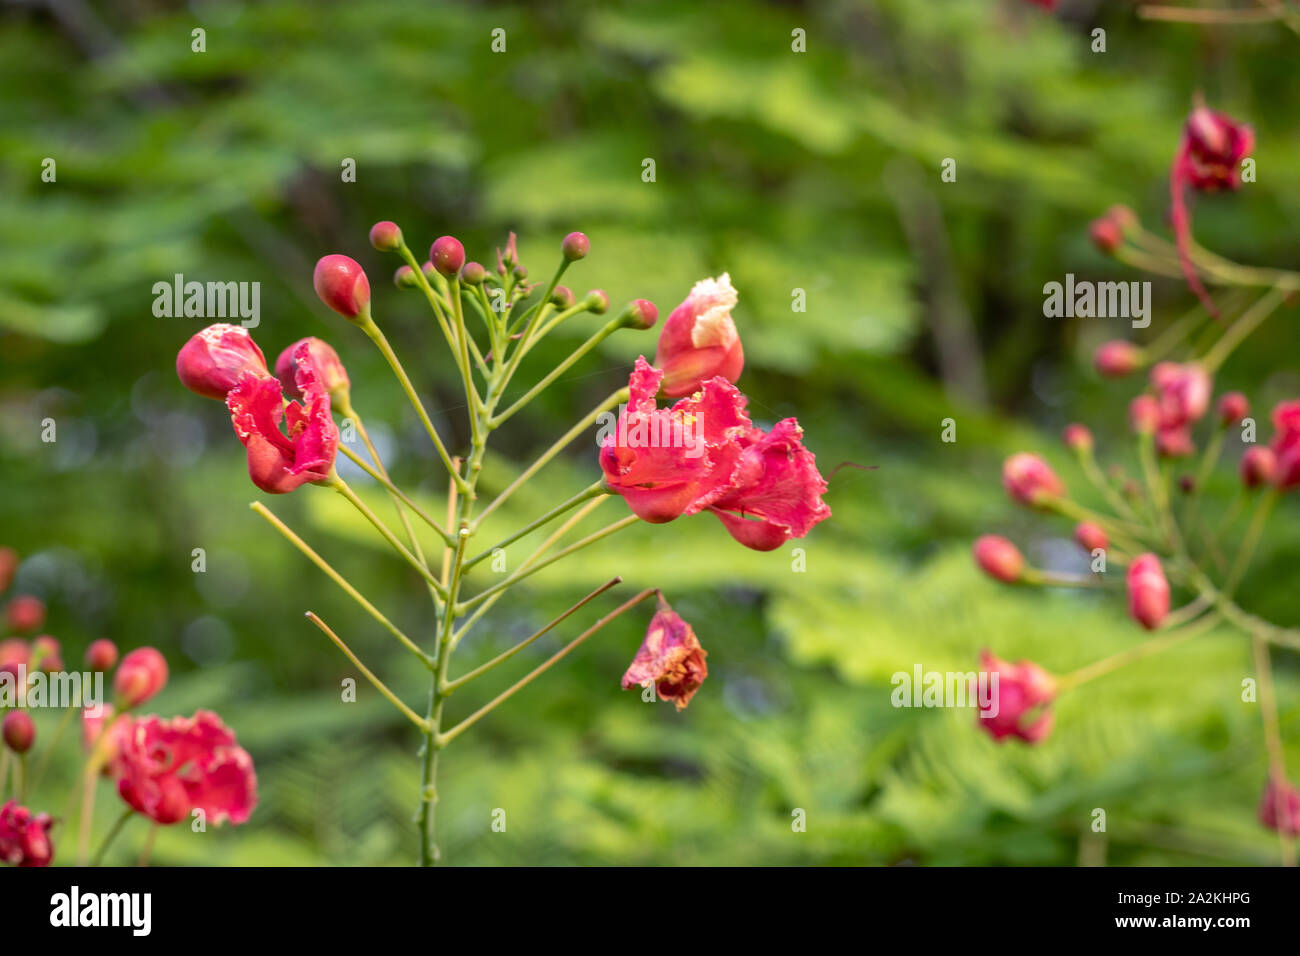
[430,236,466,277]
[1270,399,1300,491]
[82,704,117,759]
[584,289,610,315]
[615,299,658,331]
[275,338,350,404]
[176,324,270,400]
[1240,446,1276,489]
[114,647,168,709]
[621,597,708,711]
[313,255,371,320]
[1129,395,1160,435]
[513,264,528,280]
[0,639,28,677]
[1062,423,1093,455]
[976,650,1056,744]
[1259,777,1300,836]
[1156,425,1195,459]
[85,639,119,672]
[1002,453,1065,507]
[1126,553,1170,630]
[30,636,61,672]
[4,596,44,634]
[1074,522,1107,553]
[550,285,575,309]
[1089,216,1123,254]
[561,231,590,262]
[421,260,438,282]
[369,220,403,252]
[393,264,418,289]
[655,274,745,397]
[3,711,34,754]
[1094,340,1142,378]
[972,535,1024,583]
[460,261,486,285]
[1217,391,1249,427]
[1177,474,1196,494]
[0,547,16,593]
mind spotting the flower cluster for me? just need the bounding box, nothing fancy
[0,546,255,867]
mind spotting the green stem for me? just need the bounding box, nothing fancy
[1223,488,1278,598]
[331,477,448,599]
[30,704,76,792]
[492,319,623,427]
[1251,631,1297,866]
[91,807,135,867]
[337,443,452,544]
[464,481,608,570]
[1203,286,1289,373]
[306,612,430,731]
[250,501,433,667]
[1056,613,1222,693]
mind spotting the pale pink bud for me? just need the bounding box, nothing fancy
[368,220,403,252]
[275,337,351,403]
[1217,391,1249,427]
[1240,446,1276,489]
[561,231,590,261]
[972,535,1024,583]
[1129,395,1160,435]
[1126,553,1170,630]
[1062,423,1093,455]
[1094,340,1142,378]
[114,647,168,709]
[1002,453,1065,507]
[1074,522,1107,553]
[85,639,118,672]
[176,324,270,400]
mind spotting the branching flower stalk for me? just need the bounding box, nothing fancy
[177,225,834,864]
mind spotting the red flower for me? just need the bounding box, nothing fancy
[976,651,1056,744]
[621,598,708,711]
[4,595,44,634]
[1150,361,1211,429]
[1170,105,1254,316]
[705,418,831,551]
[114,647,169,709]
[0,801,54,867]
[112,711,257,826]
[176,324,271,400]
[1002,453,1065,507]
[1127,553,1170,630]
[973,535,1024,584]
[1259,777,1300,836]
[1269,399,1300,490]
[274,337,350,403]
[654,274,744,398]
[227,339,340,494]
[599,357,750,524]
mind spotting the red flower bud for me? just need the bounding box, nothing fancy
[460,261,487,285]
[1259,777,1300,836]
[430,236,466,277]
[368,220,403,252]
[114,647,169,709]
[616,298,658,331]
[1151,361,1211,429]
[176,324,270,400]
[85,638,119,672]
[976,650,1056,744]
[972,535,1024,583]
[1062,423,1093,455]
[1088,216,1123,254]
[1094,340,1142,378]
[1240,446,1277,489]
[313,254,371,320]
[1002,453,1065,507]
[1269,399,1300,490]
[0,801,54,867]
[0,639,28,676]
[1129,395,1160,435]
[3,711,35,753]
[1074,522,1108,553]
[1126,553,1170,630]
[550,285,575,308]
[0,547,15,593]
[655,274,744,398]
[561,231,590,261]
[1217,391,1249,427]
[4,596,44,634]
[621,597,708,711]
[393,264,418,289]
[275,337,350,404]
[584,289,610,314]
[30,635,61,672]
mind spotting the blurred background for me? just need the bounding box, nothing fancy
[1,0,1298,865]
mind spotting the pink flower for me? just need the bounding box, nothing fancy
[0,801,54,867]
[1170,106,1254,316]
[1240,446,1276,489]
[1155,426,1195,459]
[654,274,745,398]
[112,711,257,826]
[1150,362,1211,429]
[972,535,1024,584]
[1127,554,1170,630]
[114,647,169,709]
[227,339,340,494]
[274,337,350,403]
[4,595,44,634]
[1094,340,1142,378]
[1259,777,1300,836]
[976,651,1056,744]
[600,358,751,524]
[313,254,371,320]
[1074,522,1108,553]
[1002,453,1065,507]
[176,324,271,400]
[1269,399,1300,490]
[621,598,708,711]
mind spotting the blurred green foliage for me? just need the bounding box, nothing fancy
[1,0,1297,865]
